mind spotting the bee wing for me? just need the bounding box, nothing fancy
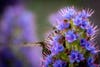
[19,42,51,57]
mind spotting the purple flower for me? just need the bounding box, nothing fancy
[53,60,67,67]
[87,57,94,64]
[53,35,61,42]
[65,30,78,43]
[49,35,61,45]
[73,15,89,29]
[50,35,63,46]
[69,50,84,63]
[86,26,94,36]
[56,22,70,30]
[45,55,53,66]
[73,10,91,29]
[73,16,82,26]
[85,42,96,54]
[80,10,92,18]
[59,7,76,20]
[65,7,76,20]
[51,43,64,54]
[80,39,87,47]
[76,53,84,62]
[80,20,89,29]
[80,39,96,54]
[87,57,95,67]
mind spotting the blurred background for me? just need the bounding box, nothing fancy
[0,0,100,67]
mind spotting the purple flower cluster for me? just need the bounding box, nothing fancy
[56,7,96,37]
[44,7,99,67]
[44,35,65,66]
[73,12,90,30]
[72,9,97,38]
